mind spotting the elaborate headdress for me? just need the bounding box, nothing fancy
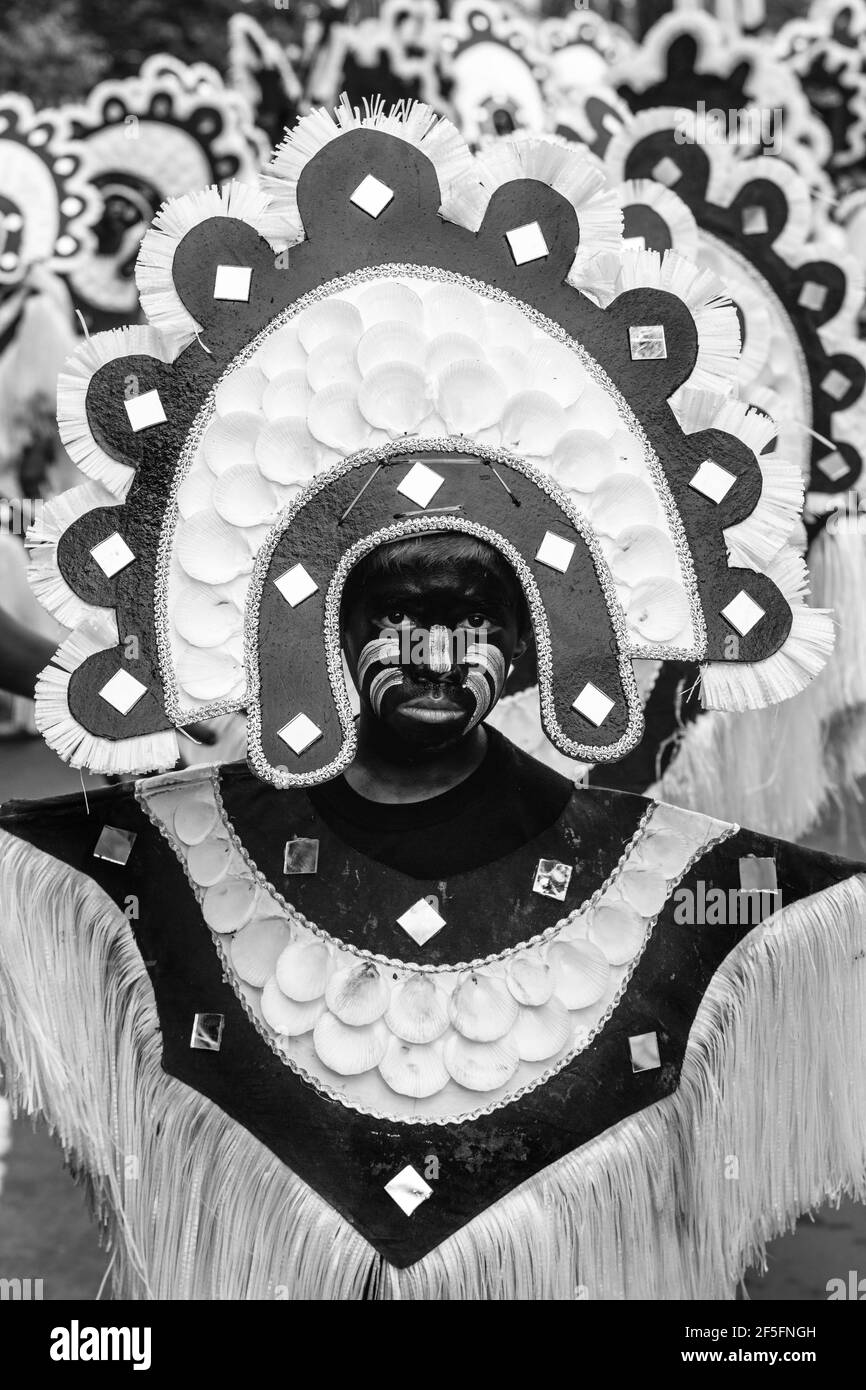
[28,99,831,789]
[53,56,268,330]
[0,95,97,489]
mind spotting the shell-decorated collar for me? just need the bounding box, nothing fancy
[138,764,735,1125]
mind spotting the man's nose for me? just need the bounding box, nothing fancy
[413,624,461,681]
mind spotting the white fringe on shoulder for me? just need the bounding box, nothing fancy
[1,829,864,1300]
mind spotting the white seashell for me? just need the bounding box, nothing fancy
[618,868,669,916]
[426,333,484,377]
[261,978,325,1036]
[203,412,261,476]
[275,940,332,1002]
[176,645,243,702]
[213,465,277,528]
[215,364,267,417]
[255,416,318,486]
[608,526,677,587]
[448,972,519,1042]
[324,961,390,1025]
[177,467,216,519]
[627,577,691,643]
[297,299,363,353]
[486,346,531,395]
[567,384,622,437]
[641,827,692,877]
[202,876,258,933]
[587,902,646,965]
[505,956,555,1006]
[231,917,293,988]
[313,1013,388,1076]
[307,382,370,452]
[174,584,240,649]
[356,321,426,375]
[262,370,312,422]
[589,474,659,536]
[501,390,568,456]
[379,1036,449,1098]
[384,974,449,1044]
[358,362,428,434]
[176,510,252,584]
[547,939,610,1009]
[526,340,586,408]
[305,335,362,392]
[424,283,485,338]
[357,281,424,330]
[510,998,572,1062]
[443,1033,519,1092]
[186,836,234,887]
[606,429,647,474]
[255,324,307,380]
[550,430,617,493]
[216,574,252,612]
[173,795,217,845]
[437,360,507,434]
[483,300,531,351]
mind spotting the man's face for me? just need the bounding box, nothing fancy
[342,535,529,755]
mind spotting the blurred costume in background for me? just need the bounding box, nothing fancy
[51,54,269,336]
[0,94,97,733]
[0,100,865,1300]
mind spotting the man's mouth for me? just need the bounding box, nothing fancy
[393,690,470,724]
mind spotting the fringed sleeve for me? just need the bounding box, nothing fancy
[1,825,865,1299]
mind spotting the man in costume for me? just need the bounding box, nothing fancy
[1,100,865,1300]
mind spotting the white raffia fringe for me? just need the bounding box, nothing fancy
[701,549,835,712]
[25,480,119,628]
[807,522,866,719]
[264,96,487,241]
[605,249,741,397]
[475,138,623,284]
[672,390,802,568]
[33,615,179,776]
[1,830,864,1299]
[651,701,831,843]
[135,182,288,342]
[57,327,178,499]
[618,177,699,262]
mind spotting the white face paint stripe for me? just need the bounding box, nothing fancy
[357,635,401,689]
[369,667,405,717]
[428,624,451,674]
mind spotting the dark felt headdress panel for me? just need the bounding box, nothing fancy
[617,121,866,494]
[255,452,634,776]
[57,122,794,753]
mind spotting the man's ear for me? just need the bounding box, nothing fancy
[511,630,531,663]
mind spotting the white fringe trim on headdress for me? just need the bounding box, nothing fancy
[25,480,119,628]
[34,615,179,776]
[618,177,699,263]
[1,828,864,1299]
[604,249,741,397]
[57,327,180,499]
[722,157,812,264]
[474,138,623,285]
[807,520,866,720]
[135,182,289,343]
[263,96,488,242]
[675,395,804,570]
[700,549,835,712]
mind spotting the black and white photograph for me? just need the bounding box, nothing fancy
[0,0,866,1353]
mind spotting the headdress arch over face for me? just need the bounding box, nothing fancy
[27,100,831,779]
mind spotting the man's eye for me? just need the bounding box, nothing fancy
[460,613,493,630]
[378,610,413,627]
